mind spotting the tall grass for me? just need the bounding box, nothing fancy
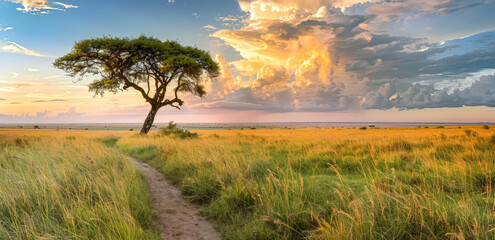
[118,126,495,239]
[0,130,159,239]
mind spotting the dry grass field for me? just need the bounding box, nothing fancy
[0,129,159,239]
[1,126,495,239]
[118,126,495,239]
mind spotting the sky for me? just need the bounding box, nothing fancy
[0,0,495,123]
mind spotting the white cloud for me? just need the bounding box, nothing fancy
[53,1,77,9]
[0,41,44,56]
[0,25,13,31]
[27,68,40,72]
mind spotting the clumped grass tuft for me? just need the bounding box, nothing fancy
[118,126,495,239]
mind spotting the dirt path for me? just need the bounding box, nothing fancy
[129,157,221,240]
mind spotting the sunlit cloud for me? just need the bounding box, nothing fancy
[206,0,495,112]
[7,0,78,13]
[203,25,217,30]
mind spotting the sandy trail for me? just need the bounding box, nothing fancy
[129,157,221,240]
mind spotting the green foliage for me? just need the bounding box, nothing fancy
[53,36,219,99]
[160,121,198,139]
[99,137,120,147]
[160,121,179,136]
[483,125,490,130]
[359,126,367,130]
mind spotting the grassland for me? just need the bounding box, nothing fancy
[0,129,160,239]
[117,126,495,240]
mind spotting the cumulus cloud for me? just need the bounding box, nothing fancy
[204,0,495,112]
[237,0,377,20]
[0,41,44,56]
[7,0,77,13]
[362,74,495,109]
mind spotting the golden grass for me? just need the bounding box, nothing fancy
[118,126,495,239]
[0,129,158,239]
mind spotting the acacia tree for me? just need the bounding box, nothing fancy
[54,36,219,134]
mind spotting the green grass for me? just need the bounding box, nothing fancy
[118,127,495,240]
[0,131,160,239]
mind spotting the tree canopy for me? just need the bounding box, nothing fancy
[54,36,219,134]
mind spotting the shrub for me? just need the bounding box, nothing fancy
[483,125,490,130]
[34,125,40,129]
[160,121,179,136]
[465,130,472,137]
[160,121,198,139]
[360,127,367,130]
[437,126,444,129]
[129,128,134,131]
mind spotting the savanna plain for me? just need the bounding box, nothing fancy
[1,126,495,239]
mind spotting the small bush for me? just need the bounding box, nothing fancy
[465,130,472,137]
[34,125,40,129]
[483,125,490,130]
[437,126,444,129]
[360,127,367,130]
[160,121,198,139]
[129,128,134,131]
[369,125,376,128]
[160,121,179,136]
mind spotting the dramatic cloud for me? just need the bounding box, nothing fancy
[0,41,44,56]
[7,0,77,13]
[206,0,495,112]
[237,0,377,20]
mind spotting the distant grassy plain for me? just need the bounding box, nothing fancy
[119,126,495,239]
[0,129,159,239]
[1,126,495,239]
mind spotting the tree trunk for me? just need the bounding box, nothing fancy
[140,106,159,134]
